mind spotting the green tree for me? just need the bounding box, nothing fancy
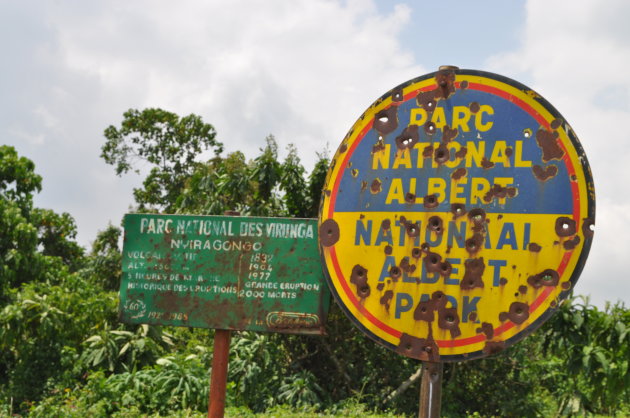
[0,146,83,301]
[280,144,308,217]
[83,224,122,291]
[540,297,630,415]
[102,108,223,211]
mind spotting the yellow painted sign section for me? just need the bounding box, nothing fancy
[318,69,595,361]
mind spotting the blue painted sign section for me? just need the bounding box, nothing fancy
[335,88,572,214]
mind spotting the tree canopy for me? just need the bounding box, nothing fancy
[101,108,223,212]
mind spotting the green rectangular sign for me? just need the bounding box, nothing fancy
[119,214,330,335]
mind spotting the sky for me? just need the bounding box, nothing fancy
[2,0,629,308]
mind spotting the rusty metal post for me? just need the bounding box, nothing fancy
[208,210,240,418]
[208,329,231,418]
[419,361,443,418]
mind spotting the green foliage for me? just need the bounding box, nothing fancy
[306,153,329,217]
[30,208,84,272]
[31,352,210,416]
[441,336,548,417]
[174,135,328,218]
[228,332,286,410]
[280,144,308,217]
[0,145,42,207]
[0,277,117,407]
[80,322,174,374]
[82,224,122,291]
[539,297,630,415]
[102,108,223,211]
[250,135,282,215]
[0,147,100,409]
[277,370,324,409]
[0,146,83,304]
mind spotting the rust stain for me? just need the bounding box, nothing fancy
[416,90,437,112]
[451,167,467,180]
[380,290,394,310]
[550,118,562,130]
[391,87,404,103]
[438,307,461,338]
[527,269,559,288]
[372,138,386,154]
[439,260,452,278]
[350,264,370,298]
[373,107,398,135]
[360,181,367,192]
[423,194,439,209]
[460,80,469,90]
[469,102,480,113]
[483,341,505,356]
[376,283,385,291]
[555,217,576,237]
[532,164,558,181]
[428,216,444,235]
[450,203,467,218]
[370,178,382,194]
[414,299,436,322]
[528,243,542,253]
[434,143,450,164]
[499,302,530,325]
[395,125,420,150]
[396,332,440,361]
[468,208,486,231]
[442,125,458,142]
[455,146,467,159]
[389,266,402,281]
[351,168,359,178]
[339,143,348,153]
[319,219,340,247]
[518,285,528,295]
[465,233,484,256]
[582,218,595,238]
[536,129,565,162]
[381,219,391,230]
[468,311,478,322]
[400,217,420,237]
[461,257,485,290]
[563,235,581,250]
[435,69,456,99]
[424,251,443,275]
[424,121,437,136]
[413,291,447,322]
[411,247,422,259]
[480,157,495,169]
[399,257,415,274]
[499,277,508,286]
[423,144,434,158]
[483,184,518,203]
[384,245,393,255]
[405,192,416,204]
[477,322,494,340]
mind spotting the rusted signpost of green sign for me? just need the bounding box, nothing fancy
[119,213,330,416]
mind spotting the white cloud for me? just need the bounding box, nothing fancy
[2,1,423,249]
[488,0,630,307]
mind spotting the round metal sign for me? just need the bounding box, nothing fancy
[318,68,595,361]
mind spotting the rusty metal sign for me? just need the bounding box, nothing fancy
[119,214,330,335]
[318,68,595,361]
